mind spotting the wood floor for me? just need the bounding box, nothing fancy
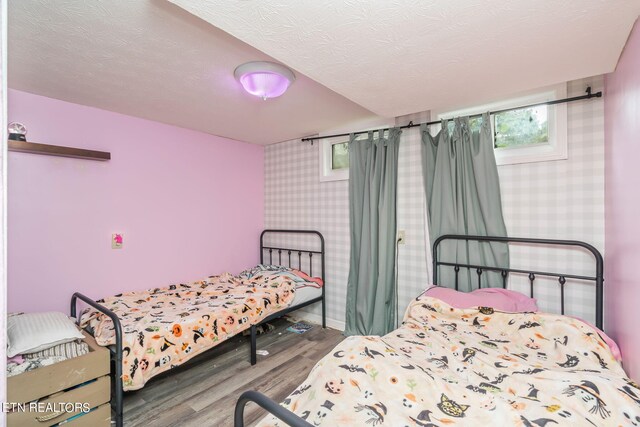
[123,318,344,427]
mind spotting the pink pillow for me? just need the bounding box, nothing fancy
[424,286,538,312]
[290,269,323,288]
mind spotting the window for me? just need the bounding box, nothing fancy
[320,139,349,181]
[494,105,548,148]
[437,83,567,165]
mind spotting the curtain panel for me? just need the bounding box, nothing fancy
[420,114,509,290]
[345,128,401,336]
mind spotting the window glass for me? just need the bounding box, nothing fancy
[494,105,548,148]
[331,142,349,170]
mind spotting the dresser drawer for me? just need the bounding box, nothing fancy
[7,375,110,427]
[64,403,111,426]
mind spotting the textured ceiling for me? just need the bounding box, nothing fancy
[169,0,640,117]
[8,0,376,145]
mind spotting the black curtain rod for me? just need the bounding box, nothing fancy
[301,87,602,142]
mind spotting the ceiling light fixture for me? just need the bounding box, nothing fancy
[234,61,296,100]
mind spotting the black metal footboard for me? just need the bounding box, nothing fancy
[70,292,124,427]
[234,391,312,427]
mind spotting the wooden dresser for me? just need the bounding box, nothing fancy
[7,332,111,426]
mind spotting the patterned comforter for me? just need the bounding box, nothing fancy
[80,268,300,390]
[258,295,640,426]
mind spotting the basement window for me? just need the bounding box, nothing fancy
[320,139,349,182]
[437,83,567,166]
[493,105,548,149]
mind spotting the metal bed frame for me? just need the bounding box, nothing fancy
[70,229,325,427]
[233,234,605,427]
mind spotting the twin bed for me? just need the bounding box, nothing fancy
[70,230,326,427]
[236,235,640,427]
[67,231,639,426]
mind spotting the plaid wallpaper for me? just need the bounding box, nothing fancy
[264,76,605,329]
[264,138,351,329]
[498,76,605,323]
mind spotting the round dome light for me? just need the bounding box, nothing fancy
[234,61,296,100]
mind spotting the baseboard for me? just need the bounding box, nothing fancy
[287,310,345,332]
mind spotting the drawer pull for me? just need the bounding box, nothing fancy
[35,411,65,422]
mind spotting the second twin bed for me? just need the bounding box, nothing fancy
[237,235,640,427]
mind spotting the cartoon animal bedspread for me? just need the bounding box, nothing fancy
[257,295,640,426]
[80,271,295,390]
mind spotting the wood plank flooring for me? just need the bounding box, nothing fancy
[123,318,344,427]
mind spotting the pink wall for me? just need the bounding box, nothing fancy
[8,89,264,314]
[605,19,640,380]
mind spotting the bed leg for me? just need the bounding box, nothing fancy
[322,296,326,329]
[250,325,257,366]
[114,355,124,427]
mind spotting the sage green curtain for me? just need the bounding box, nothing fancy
[345,128,401,336]
[420,114,509,290]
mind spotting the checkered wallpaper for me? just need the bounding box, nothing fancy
[498,76,605,323]
[264,76,605,329]
[264,138,351,329]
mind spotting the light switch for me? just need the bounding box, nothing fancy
[112,233,123,249]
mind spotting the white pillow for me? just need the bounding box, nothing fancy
[7,312,85,357]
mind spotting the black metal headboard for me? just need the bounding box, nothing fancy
[432,235,604,329]
[260,229,325,281]
[259,229,326,330]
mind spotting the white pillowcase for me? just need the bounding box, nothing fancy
[7,312,85,357]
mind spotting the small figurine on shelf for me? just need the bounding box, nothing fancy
[8,122,27,141]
